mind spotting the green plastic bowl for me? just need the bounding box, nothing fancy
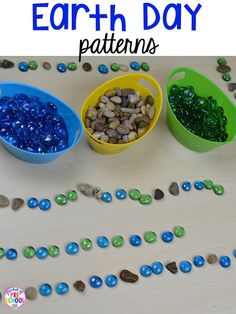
[166,67,236,152]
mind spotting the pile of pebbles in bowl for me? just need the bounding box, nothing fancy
[85,88,156,144]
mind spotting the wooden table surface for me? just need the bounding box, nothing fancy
[0,56,235,314]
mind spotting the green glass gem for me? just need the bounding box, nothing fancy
[28,61,38,70]
[222,73,231,82]
[48,245,60,257]
[55,194,68,205]
[110,63,119,72]
[111,235,124,248]
[66,190,78,201]
[213,185,224,196]
[80,238,93,250]
[217,58,227,66]
[139,194,152,205]
[203,179,214,189]
[0,247,5,259]
[141,62,150,72]
[129,189,141,201]
[173,226,185,238]
[144,231,157,243]
[23,246,35,258]
[67,62,77,71]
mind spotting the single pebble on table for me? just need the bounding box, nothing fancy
[42,62,51,70]
[165,262,178,274]
[25,287,38,300]
[216,65,231,73]
[119,270,139,283]
[207,254,218,264]
[73,280,86,292]
[227,83,236,92]
[78,183,96,197]
[0,195,10,208]
[154,189,164,200]
[12,198,24,210]
[169,182,179,196]
[119,64,129,72]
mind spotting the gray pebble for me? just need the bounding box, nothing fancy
[94,121,107,132]
[147,106,155,119]
[121,89,135,97]
[100,96,109,103]
[100,134,109,143]
[121,97,129,108]
[106,129,120,138]
[0,195,10,208]
[93,132,105,139]
[105,90,116,98]
[109,137,118,144]
[25,287,38,300]
[119,64,129,72]
[12,198,24,211]
[109,119,120,130]
[78,184,96,197]
[114,88,122,96]
[121,108,137,114]
[122,120,133,130]
[117,125,130,135]
[128,131,137,142]
[86,107,97,120]
[228,83,236,92]
[87,127,94,134]
[85,118,91,128]
[42,62,51,70]
[128,94,139,104]
[145,95,154,106]
[169,182,179,196]
[106,101,116,111]
[103,110,115,118]
[138,128,147,138]
[110,96,122,104]
[154,189,164,200]
[135,116,150,128]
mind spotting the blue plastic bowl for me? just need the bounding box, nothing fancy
[0,82,83,163]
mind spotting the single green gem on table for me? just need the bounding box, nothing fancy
[80,239,93,250]
[129,189,141,201]
[144,231,157,243]
[66,190,78,201]
[213,185,224,196]
[28,61,38,70]
[222,73,231,82]
[67,62,77,71]
[139,194,152,205]
[203,179,214,189]
[217,58,227,66]
[173,226,185,238]
[0,247,5,259]
[48,245,60,257]
[110,63,119,72]
[141,62,150,72]
[111,235,124,248]
[55,194,68,205]
[23,246,36,258]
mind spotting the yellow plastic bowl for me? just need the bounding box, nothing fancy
[81,73,163,154]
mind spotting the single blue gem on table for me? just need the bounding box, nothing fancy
[161,231,174,243]
[151,262,164,275]
[65,242,79,255]
[140,265,153,277]
[36,247,48,260]
[27,197,38,209]
[179,261,192,273]
[39,199,51,211]
[39,283,52,297]
[6,248,18,260]
[233,249,236,258]
[57,63,67,73]
[98,64,109,74]
[129,234,142,247]
[18,62,29,72]
[182,181,192,191]
[101,192,112,203]
[115,189,127,200]
[96,236,109,248]
[194,181,204,190]
[105,275,118,288]
[219,256,231,268]
[130,61,141,71]
[55,282,69,295]
[193,255,205,267]
[89,276,103,288]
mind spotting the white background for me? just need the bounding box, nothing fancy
[0,0,235,56]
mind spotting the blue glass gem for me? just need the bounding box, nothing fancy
[89,276,103,288]
[179,261,192,273]
[101,192,112,203]
[57,63,67,73]
[36,247,48,260]
[39,199,51,211]
[182,181,192,191]
[18,62,29,72]
[27,197,38,209]
[194,181,204,190]
[65,242,79,255]
[6,248,18,260]
[219,255,231,268]
[129,234,142,247]
[130,61,141,71]
[96,236,109,248]
[105,275,118,288]
[98,64,109,74]
[233,249,236,258]
[115,189,127,200]
[140,265,153,277]
[55,282,69,295]
[39,283,52,297]
[193,255,205,267]
[151,262,164,275]
[161,231,174,243]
